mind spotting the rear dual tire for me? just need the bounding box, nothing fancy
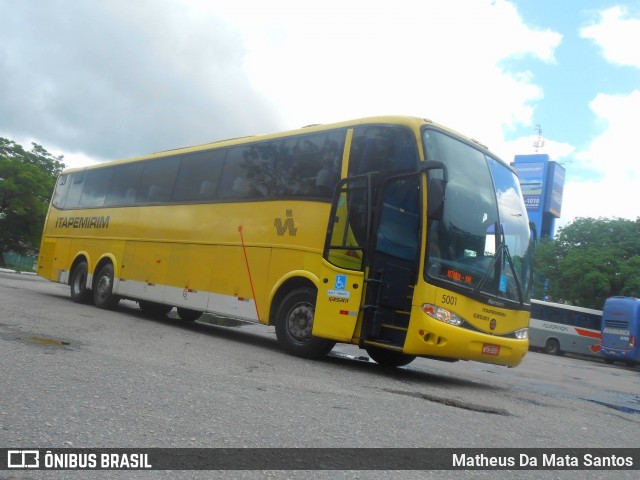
[70,261,92,304]
[93,263,120,309]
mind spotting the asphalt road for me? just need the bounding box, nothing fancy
[1,271,638,479]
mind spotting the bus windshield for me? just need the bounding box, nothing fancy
[424,129,532,305]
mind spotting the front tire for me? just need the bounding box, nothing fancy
[275,287,335,359]
[70,261,92,304]
[93,263,120,309]
[365,345,416,367]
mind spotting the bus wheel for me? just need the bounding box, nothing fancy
[138,301,172,317]
[544,338,561,355]
[93,263,120,309]
[70,261,92,304]
[275,287,335,359]
[177,307,202,322]
[365,345,416,367]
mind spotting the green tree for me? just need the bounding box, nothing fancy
[0,138,65,255]
[534,217,640,309]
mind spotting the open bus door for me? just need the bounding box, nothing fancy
[312,175,371,341]
[313,164,447,354]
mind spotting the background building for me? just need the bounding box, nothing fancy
[512,153,565,239]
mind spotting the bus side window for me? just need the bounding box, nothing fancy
[316,131,345,198]
[79,168,113,207]
[218,146,252,199]
[52,174,70,209]
[65,172,85,209]
[275,132,343,198]
[105,163,143,206]
[348,126,418,177]
[219,142,279,199]
[531,304,541,319]
[548,306,561,323]
[135,156,180,204]
[173,149,225,202]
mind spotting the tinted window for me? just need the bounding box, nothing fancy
[376,176,421,261]
[348,126,418,177]
[173,149,225,202]
[65,172,85,208]
[548,307,565,324]
[79,168,113,207]
[218,142,279,199]
[104,163,144,206]
[52,174,70,209]
[531,303,542,319]
[275,131,344,198]
[135,156,180,204]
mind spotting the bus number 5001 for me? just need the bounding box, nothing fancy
[442,295,457,306]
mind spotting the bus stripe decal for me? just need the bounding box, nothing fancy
[575,328,601,339]
[237,225,261,323]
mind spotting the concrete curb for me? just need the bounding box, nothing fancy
[0,268,37,275]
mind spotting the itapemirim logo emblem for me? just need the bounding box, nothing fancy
[274,210,297,236]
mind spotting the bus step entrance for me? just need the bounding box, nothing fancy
[362,260,414,349]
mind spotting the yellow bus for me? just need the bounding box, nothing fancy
[38,116,533,367]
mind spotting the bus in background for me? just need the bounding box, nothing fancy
[529,299,602,357]
[601,297,640,367]
[38,115,534,368]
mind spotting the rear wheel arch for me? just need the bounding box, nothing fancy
[70,253,91,281]
[93,254,119,282]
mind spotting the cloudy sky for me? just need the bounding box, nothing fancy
[1,0,638,229]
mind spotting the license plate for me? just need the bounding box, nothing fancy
[482,343,501,356]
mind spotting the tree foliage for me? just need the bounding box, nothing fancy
[0,138,65,254]
[534,217,640,309]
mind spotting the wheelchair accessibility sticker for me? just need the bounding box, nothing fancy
[328,274,350,298]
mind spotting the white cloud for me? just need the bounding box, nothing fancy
[498,135,575,164]
[559,90,640,225]
[574,90,640,175]
[0,0,280,161]
[580,6,640,68]
[191,0,561,145]
[550,6,640,227]
[1,0,562,170]
[558,176,639,229]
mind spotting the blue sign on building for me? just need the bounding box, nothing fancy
[512,154,565,239]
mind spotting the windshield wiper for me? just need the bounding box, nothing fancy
[502,241,524,305]
[474,223,524,305]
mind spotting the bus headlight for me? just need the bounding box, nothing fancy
[514,328,529,339]
[421,304,463,326]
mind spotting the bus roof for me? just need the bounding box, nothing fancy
[61,115,498,174]
[531,298,603,316]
